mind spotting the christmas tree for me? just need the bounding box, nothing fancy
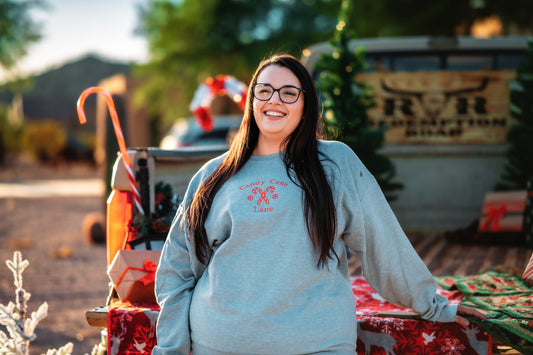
[497,39,533,190]
[314,0,402,200]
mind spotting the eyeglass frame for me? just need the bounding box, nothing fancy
[252,83,305,104]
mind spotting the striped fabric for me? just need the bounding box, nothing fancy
[523,253,533,283]
[522,177,533,283]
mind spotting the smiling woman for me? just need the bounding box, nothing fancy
[152,54,486,354]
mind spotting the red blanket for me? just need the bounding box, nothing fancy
[351,276,491,354]
[107,302,159,354]
[107,276,491,354]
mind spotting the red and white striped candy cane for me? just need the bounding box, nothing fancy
[76,86,145,216]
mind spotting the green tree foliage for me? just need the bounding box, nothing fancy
[135,0,533,132]
[314,0,402,200]
[0,0,43,164]
[0,0,44,71]
[0,103,24,162]
[496,39,533,190]
[348,0,533,37]
[134,0,340,125]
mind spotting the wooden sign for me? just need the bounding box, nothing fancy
[357,70,517,144]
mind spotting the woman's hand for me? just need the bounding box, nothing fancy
[454,304,487,327]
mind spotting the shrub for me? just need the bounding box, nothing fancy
[0,103,25,163]
[21,120,67,163]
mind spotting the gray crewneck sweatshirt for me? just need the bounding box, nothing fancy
[153,140,457,355]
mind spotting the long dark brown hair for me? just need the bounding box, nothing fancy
[186,54,337,267]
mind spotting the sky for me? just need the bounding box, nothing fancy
[0,0,149,83]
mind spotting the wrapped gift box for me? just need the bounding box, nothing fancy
[478,190,527,233]
[107,249,161,304]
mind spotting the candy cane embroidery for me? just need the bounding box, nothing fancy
[252,186,276,205]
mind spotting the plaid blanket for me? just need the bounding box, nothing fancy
[436,269,533,354]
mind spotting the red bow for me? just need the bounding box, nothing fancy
[207,75,228,95]
[193,106,214,132]
[116,258,158,288]
[481,204,506,232]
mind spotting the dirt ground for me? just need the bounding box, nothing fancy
[0,158,109,354]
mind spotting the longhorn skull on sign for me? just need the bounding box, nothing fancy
[380,77,489,120]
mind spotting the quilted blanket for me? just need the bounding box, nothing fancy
[436,269,533,354]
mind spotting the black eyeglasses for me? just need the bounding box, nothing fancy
[252,83,305,104]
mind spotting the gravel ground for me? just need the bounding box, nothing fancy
[0,159,109,354]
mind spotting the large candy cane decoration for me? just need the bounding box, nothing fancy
[77,87,145,216]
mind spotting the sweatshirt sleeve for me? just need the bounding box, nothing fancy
[335,144,457,323]
[152,167,213,354]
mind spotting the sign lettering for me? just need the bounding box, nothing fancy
[357,71,516,144]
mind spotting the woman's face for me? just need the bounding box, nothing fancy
[253,64,304,148]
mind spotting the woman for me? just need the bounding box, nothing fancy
[153,54,485,354]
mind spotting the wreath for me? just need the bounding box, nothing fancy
[189,75,247,132]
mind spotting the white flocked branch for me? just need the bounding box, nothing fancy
[0,251,74,355]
